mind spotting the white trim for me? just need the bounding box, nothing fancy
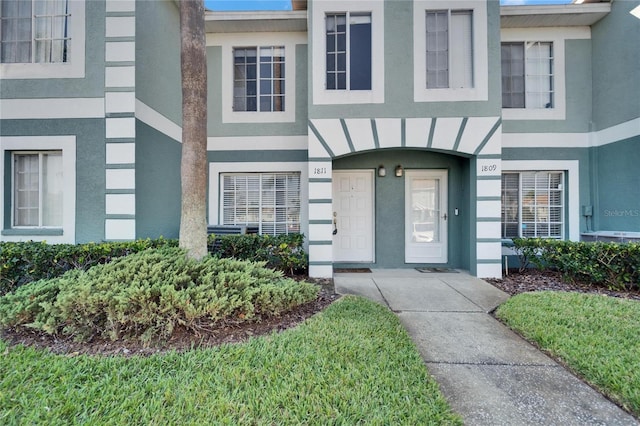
[106,16,135,38]
[502,160,580,241]
[476,263,501,279]
[135,100,182,142]
[414,0,489,102]
[500,27,590,121]
[477,242,501,260]
[105,92,136,114]
[105,66,136,88]
[502,132,589,148]
[0,98,104,119]
[477,179,501,198]
[477,221,501,239]
[208,135,307,151]
[0,0,86,79]
[106,41,135,62]
[0,136,76,243]
[208,162,309,239]
[592,117,640,147]
[209,32,305,123]
[106,0,135,13]
[105,194,135,215]
[106,143,135,164]
[309,264,333,278]
[105,169,135,190]
[106,117,136,139]
[105,219,136,240]
[311,1,385,105]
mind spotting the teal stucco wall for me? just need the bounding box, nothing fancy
[333,150,471,269]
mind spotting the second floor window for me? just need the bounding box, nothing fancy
[0,0,70,63]
[325,12,371,91]
[233,46,285,112]
[502,41,554,109]
[426,9,473,89]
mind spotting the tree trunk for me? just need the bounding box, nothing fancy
[179,0,208,260]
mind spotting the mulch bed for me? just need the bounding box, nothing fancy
[486,269,640,301]
[1,282,339,357]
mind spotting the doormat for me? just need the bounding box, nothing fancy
[416,267,459,273]
[334,268,372,273]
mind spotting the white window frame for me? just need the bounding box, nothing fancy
[501,41,555,110]
[0,0,85,79]
[414,0,488,102]
[233,46,285,113]
[501,27,591,121]
[208,161,309,238]
[311,0,384,105]
[501,171,565,239]
[221,172,301,236]
[502,160,579,242]
[210,31,304,124]
[12,150,63,228]
[0,136,76,243]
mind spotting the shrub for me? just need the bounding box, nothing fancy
[0,247,319,344]
[208,233,308,275]
[0,238,176,295]
[512,238,640,291]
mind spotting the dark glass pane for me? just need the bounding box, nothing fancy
[246,63,256,79]
[349,17,371,90]
[247,96,257,111]
[337,72,346,90]
[260,79,271,95]
[260,96,272,111]
[247,81,256,96]
[260,63,271,78]
[326,73,336,90]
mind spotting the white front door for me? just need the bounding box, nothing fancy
[332,170,374,262]
[405,170,448,263]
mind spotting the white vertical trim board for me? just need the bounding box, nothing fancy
[502,160,580,241]
[105,219,136,240]
[106,42,136,62]
[0,136,77,244]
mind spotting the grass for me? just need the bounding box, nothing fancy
[496,291,640,417]
[0,296,462,425]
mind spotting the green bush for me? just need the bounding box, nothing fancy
[0,238,176,295]
[0,247,319,343]
[208,233,308,275]
[512,238,640,290]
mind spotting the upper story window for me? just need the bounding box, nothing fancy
[13,151,63,228]
[233,46,285,112]
[425,9,473,89]
[0,0,70,64]
[502,41,554,109]
[325,12,371,91]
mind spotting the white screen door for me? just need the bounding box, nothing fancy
[405,170,448,263]
[332,170,374,262]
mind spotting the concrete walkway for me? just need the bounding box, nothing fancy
[334,269,638,426]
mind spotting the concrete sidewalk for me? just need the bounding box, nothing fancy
[334,269,638,426]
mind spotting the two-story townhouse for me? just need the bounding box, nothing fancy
[1,0,638,280]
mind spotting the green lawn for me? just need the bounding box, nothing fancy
[0,296,462,425]
[496,291,640,417]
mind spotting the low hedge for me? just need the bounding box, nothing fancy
[0,238,177,295]
[0,247,319,343]
[512,238,640,291]
[208,233,307,276]
[0,234,309,296]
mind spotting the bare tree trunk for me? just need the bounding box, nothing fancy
[179,0,208,260]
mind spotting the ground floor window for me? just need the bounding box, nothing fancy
[12,151,63,227]
[221,172,300,235]
[501,171,564,239]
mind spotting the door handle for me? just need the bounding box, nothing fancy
[443,213,448,221]
[333,212,338,235]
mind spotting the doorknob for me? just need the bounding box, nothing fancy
[333,212,338,235]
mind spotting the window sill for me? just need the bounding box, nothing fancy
[502,107,565,121]
[2,228,64,236]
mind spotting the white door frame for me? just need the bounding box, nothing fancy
[405,169,448,263]
[332,169,375,262]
